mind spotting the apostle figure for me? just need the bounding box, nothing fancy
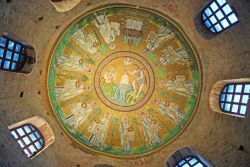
[65,101,98,128]
[139,111,161,145]
[143,26,175,54]
[119,116,135,154]
[166,75,195,97]
[88,111,112,150]
[154,99,187,127]
[55,80,91,101]
[94,13,120,50]
[54,54,68,68]
[160,46,190,65]
[150,119,162,144]
[159,75,196,97]
[58,53,92,73]
[72,28,101,59]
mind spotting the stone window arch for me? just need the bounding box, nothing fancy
[49,0,81,12]
[210,78,250,118]
[201,0,239,34]
[8,116,55,159]
[166,147,212,167]
[0,32,36,73]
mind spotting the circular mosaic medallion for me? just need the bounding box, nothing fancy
[95,51,155,112]
[47,6,201,158]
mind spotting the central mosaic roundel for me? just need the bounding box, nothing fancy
[95,51,155,111]
[47,6,201,158]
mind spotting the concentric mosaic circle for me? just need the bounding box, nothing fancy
[47,6,201,158]
[94,51,155,112]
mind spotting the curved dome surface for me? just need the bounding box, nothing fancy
[47,6,201,158]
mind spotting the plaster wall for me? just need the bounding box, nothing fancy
[0,0,250,167]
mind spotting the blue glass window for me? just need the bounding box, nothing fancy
[0,36,26,71]
[18,140,25,148]
[8,41,15,50]
[10,124,45,158]
[0,38,6,47]
[220,83,250,116]
[0,48,4,57]
[11,62,17,70]
[3,61,10,69]
[13,53,19,61]
[175,156,207,167]
[6,51,12,60]
[15,44,21,52]
[202,0,239,33]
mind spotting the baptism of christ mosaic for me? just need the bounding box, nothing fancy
[47,6,201,157]
[95,51,155,112]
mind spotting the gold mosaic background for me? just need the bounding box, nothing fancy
[47,6,201,157]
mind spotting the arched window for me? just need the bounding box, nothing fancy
[49,0,81,12]
[166,147,212,167]
[220,83,250,116]
[10,124,45,158]
[8,116,55,159]
[0,36,26,71]
[0,33,36,73]
[202,0,239,34]
[210,78,250,118]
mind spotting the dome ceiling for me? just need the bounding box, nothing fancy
[47,6,201,158]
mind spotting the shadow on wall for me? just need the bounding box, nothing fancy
[193,11,216,40]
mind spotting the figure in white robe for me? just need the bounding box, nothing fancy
[150,119,162,144]
[54,54,68,68]
[159,75,195,97]
[102,67,117,98]
[103,66,116,83]
[143,26,175,54]
[160,46,190,65]
[139,112,161,145]
[119,116,135,154]
[154,100,186,127]
[58,53,92,73]
[72,29,101,59]
[55,80,91,101]
[94,13,120,50]
[88,111,111,150]
[65,101,98,128]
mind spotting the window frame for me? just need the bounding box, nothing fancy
[10,123,45,159]
[0,36,27,72]
[219,83,250,116]
[201,0,240,34]
[175,156,207,167]
[166,147,213,167]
